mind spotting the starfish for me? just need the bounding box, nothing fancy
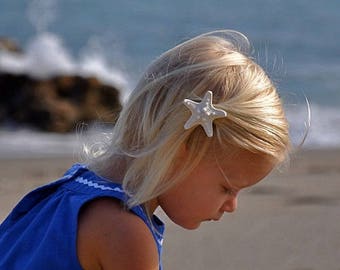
[183,91,227,137]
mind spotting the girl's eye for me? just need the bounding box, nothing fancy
[222,187,235,196]
[222,186,239,197]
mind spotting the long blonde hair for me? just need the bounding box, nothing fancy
[87,30,290,208]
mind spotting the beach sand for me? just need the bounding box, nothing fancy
[1,149,339,269]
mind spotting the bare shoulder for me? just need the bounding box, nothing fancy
[77,197,159,270]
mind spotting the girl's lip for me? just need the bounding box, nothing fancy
[214,213,224,221]
[204,214,223,222]
[205,217,220,222]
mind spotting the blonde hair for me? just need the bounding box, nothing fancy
[87,30,290,208]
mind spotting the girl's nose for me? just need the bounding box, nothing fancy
[221,196,238,213]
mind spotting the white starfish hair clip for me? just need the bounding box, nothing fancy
[183,91,227,137]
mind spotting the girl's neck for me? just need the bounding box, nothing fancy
[99,155,130,184]
[95,155,160,214]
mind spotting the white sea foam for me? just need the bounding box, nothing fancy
[0,32,131,101]
[286,103,340,149]
[0,129,81,159]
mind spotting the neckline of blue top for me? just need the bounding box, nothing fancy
[64,164,165,243]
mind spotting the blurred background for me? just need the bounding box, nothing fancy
[0,0,340,158]
[1,1,340,269]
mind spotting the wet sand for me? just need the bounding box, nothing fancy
[1,149,339,269]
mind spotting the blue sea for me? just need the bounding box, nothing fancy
[0,0,340,157]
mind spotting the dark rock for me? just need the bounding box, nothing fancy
[0,72,122,132]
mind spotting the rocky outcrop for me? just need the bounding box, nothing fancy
[0,72,122,132]
[0,37,123,132]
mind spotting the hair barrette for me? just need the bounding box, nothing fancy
[183,91,227,137]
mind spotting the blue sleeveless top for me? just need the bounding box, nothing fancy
[0,164,165,270]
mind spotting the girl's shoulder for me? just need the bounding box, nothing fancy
[77,197,159,270]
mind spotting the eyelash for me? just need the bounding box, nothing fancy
[222,187,236,196]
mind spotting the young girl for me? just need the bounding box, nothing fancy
[0,30,290,270]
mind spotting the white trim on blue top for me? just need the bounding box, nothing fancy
[75,177,124,193]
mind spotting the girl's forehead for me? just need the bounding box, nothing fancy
[214,145,274,164]
[215,150,276,188]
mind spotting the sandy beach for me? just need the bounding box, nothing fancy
[1,149,339,269]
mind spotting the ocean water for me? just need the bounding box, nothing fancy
[0,0,340,157]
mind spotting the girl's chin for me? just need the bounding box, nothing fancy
[181,223,201,230]
[172,219,202,230]
[181,219,219,230]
